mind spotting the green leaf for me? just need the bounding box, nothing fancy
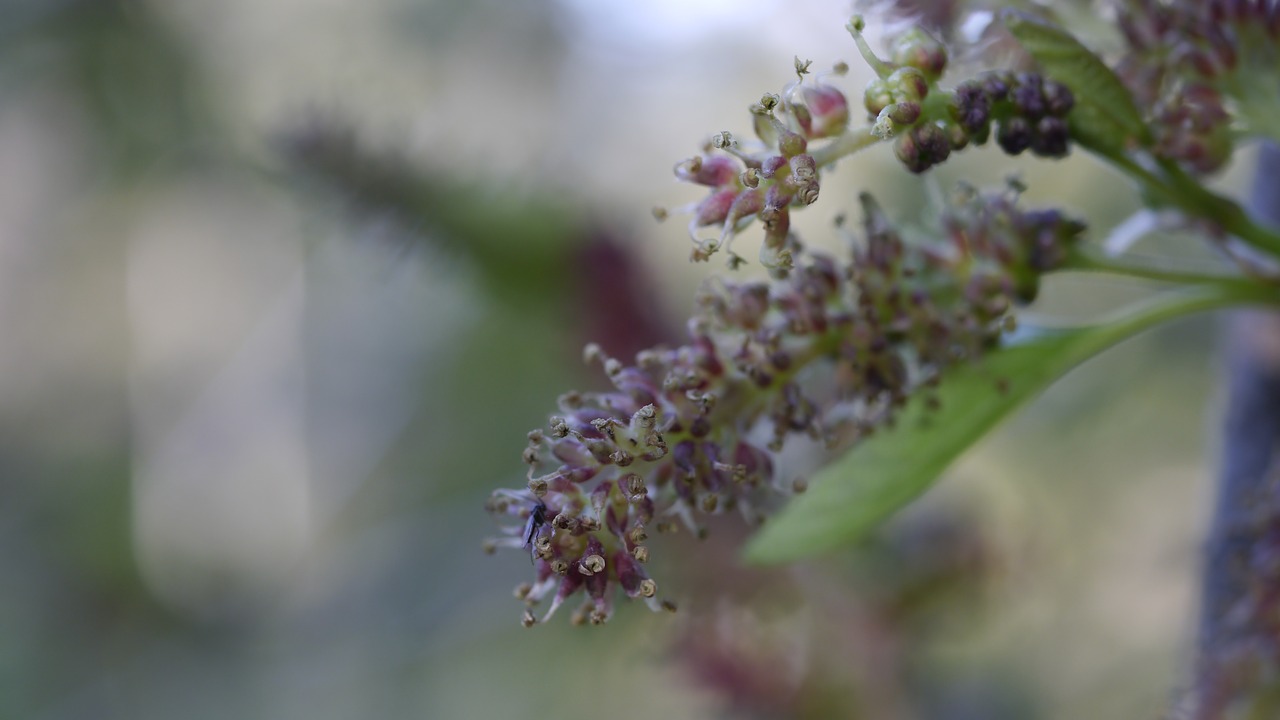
[1001,10,1150,156]
[743,284,1276,564]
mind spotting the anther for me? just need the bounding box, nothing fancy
[580,554,606,576]
[639,579,658,598]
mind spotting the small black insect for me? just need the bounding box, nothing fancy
[522,501,549,564]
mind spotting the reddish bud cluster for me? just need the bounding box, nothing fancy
[1116,0,1280,174]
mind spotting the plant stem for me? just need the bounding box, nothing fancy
[1100,152,1280,260]
[1064,245,1243,286]
[811,126,882,167]
[1196,142,1280,716]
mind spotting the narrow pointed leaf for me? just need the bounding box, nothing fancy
[744,284,1275,564]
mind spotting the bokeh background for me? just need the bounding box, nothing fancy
[0,0,1262,718]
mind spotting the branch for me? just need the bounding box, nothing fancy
[1196,142,1280,716]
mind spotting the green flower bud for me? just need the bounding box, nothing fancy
[890,27,948,81]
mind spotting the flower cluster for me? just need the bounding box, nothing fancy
[675,56,850,271]
[665,15,1098,277]
[1116,0,1280,174]
[484,186,1085,626]
[853,21,1077,174]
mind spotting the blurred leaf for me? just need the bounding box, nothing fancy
[279,122,578,303]
[1002,10,1149,157]
[744,283,1277,564]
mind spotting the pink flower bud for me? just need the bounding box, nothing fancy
[760,155,789,179]
[675,155,740,187]
[695,187,739,226]
[799,84,850,138]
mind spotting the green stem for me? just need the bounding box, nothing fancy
[811,126,882,167]
[1065,245,1244,286]
[1156,157,1280,259]
[1099,152,1280,260]
[1093,281,1280,330]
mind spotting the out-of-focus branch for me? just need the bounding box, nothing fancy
[1196,143,1280,718]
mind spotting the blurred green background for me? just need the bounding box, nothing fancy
[0,0,1259,718]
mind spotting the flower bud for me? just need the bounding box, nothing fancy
[760,154,789,179]
[1041,79,1074,117]
[864,78,894,116]
[888,101,921,125]
[890,27,948,80]
[675,155,739,187]
[778,130,808,158]
[798,84,850,138]
[887,66,929,103]
[694,188,739,226]
[1031,116,1069,157]
[895,124,950,173]
[982,71,1012,102]
[1010,73,1046,119]
[949,80,991,135]
[996,116,1033,155]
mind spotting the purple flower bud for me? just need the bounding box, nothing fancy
[1031,116,1070,158]
[760,155,789,179]
[1010,73,1047,119]
[950,81,991,135]
[1041,80,1074,117]
[982,71,1012,102]
[675,155,740,187]
[996,117,1033,155]
[894,124,950,173]
[695,187,739,227]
